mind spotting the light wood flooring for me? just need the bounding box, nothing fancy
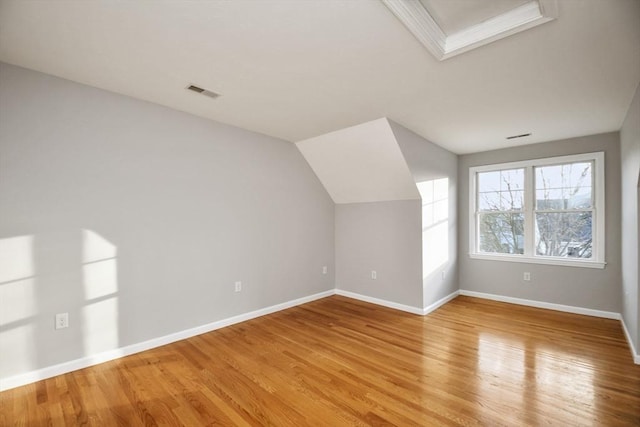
[1,295,639,426]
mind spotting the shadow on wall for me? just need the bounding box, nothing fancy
[0,229,120,380]
[417,178,449,281]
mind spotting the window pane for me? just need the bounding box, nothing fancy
[535,212,592,258]
[565,186,592,209]
[479,191,501,211]
[536,189,565,210]
[565,162,591,188]
[536,162,592,210]
[478,171,501,192]
[501,190,524,210]
[536,164,563,189]
[478,168,524,211]
[479,213,524,254]
[499,169,524,192]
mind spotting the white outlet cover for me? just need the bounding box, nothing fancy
[55,313,69,329]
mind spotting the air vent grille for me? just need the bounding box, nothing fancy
[186,84,220,99]
[506,133,531,140]
[187,85,205,93]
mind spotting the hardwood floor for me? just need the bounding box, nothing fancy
[2,295,639,426]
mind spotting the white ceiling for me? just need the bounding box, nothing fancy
[0,0,639,154]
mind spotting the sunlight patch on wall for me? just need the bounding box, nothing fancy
[417,178,449,277]
[81,230,119,356]
[83,229,117,263]
[0,235,35,283]
[82,298,119,354]
[0,279,36,325]
[0,325,36,377]
[0,235,36,323]
[83,259,118,300]
[0,235,36,377]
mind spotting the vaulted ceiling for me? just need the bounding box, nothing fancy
[1,0,638,154]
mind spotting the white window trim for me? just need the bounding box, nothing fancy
[469,152,606,269]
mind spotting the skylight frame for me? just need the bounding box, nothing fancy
[382,0,558,61]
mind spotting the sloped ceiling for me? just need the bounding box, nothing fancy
[296,118,419,204]
[0,1,639,154]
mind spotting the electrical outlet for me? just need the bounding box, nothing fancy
[371,270,377,280]
[322,266,327,275]
[441,270,446,280]
[523,272,531,281]
[234,281,242,292]
[55,313,69,330]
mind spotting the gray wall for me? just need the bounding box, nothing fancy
[0,63,335,380]
[458,133,622,312]
[335,200,422,308]
[620,83,640,350]
[390,122,458,308]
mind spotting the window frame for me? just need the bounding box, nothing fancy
[469,152,606,269]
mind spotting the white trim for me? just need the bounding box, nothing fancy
[621,317,640,364]
[423,290,460,315]
[459,290,620,319]
[446,2,544,52]
[334,289,424,315]
[469,167,478,255]
[470,151,603,172]
[382,0,557,61]
[469,253,606,269]
[469,151,605,268]
[335,289,460,316]
[0,290,334,392]
[380,0,445,59]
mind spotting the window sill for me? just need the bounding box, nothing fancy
[468,253,606,269]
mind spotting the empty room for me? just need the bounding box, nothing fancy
[1,0,639,425]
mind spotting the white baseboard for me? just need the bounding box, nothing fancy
[422,290,460,315]
[459,290,621,320]
[334,289,424,315]
[621,317,640,365]
[334,288,460,316]
[0,289,334,392]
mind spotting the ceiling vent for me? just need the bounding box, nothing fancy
[382,0,558,60]
[506,133,532,140]
[186,84,220,99]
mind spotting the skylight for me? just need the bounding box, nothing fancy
[382,0,558,60]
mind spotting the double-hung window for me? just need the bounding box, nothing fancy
[469,152,605,268]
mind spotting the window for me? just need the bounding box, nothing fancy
[469,152,605,268]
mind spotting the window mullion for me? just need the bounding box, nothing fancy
[524,166,534,257]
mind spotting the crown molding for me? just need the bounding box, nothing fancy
[382,0,558,60]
